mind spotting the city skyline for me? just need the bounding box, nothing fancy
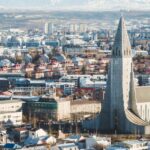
[0,0,149,11]
[0,0,150,148]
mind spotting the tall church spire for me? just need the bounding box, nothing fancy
[99,17,149,134]
[112,17,131,57]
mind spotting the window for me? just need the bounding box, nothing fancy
[113,50,115,56]
[118,50,120,56]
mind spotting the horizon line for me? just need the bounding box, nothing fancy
[0,8,150,12]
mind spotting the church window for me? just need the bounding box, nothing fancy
[129,50,131,55]
[118,50,121,56]
[145,105,147,121]
[143,107,145,120]
[116,48,118,56]
[128,50,130,56]
[148,109,149,121]
[112,50,115,56]
[124,50,127,56]
[140,105,142,117]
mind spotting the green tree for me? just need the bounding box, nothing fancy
[81,65,86,74]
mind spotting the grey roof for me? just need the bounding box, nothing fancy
[0,59,12,67]
[136,86,150,103]
[112,17,131,57]
[58,143,77,148]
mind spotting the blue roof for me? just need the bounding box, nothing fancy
[4,143,22,149]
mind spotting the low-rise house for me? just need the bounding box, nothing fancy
[53,53,66,63]
[25,64,34,72]
[24,129,56,147]
[34,71,44,79]
[21,145,48,150]
[11,64,22,73]
[46,82,75,96]
[51,143,79,150]
[0,130,7,145]
[64,135,85,143]
[13,128,29,144]
[106,140,149,150]
[39,54,49,64]
[72,57,84,66]
[86,136,111,149]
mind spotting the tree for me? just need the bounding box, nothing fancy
[81,65,86,74]
[48,53,53,59]
[15,55,23,64]
[52,48,56,55]
[32,54,40,64]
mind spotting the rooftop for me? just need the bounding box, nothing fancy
[58,143,77,148]
[0,99,23,104]
[123,140,148,145]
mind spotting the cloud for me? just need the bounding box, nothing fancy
[0,5,6,9]
[47,0,150,11]
[49,0,61,6]
[0,0,149,11]
[85,0,150,10]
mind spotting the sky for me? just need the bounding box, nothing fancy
[0,0,149,11]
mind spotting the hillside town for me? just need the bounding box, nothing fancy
[0,10,150,150]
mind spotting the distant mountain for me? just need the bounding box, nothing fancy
[0,0,149,11]
[0,0,86,8]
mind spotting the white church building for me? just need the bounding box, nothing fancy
[99,17,150,134]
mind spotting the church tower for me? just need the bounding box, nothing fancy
[99,17,149,134]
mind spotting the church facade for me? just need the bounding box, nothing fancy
[99,17,150,134]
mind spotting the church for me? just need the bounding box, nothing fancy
[99,17,150,134]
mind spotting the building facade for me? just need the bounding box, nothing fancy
[0,100,23,127]
[44,22,54,35]
[99,17,150,134]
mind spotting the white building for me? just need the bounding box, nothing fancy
[0,130,7,145]
[44,22,54,35]
[69,24,78,33]
[56,98,71,121]
[80,78,106,89]
[71,100,101,115]
[86,136,111,149]
[107,140,149,150]
[25,128,56,146]
[59,74,107,87]
[0,100,23,126]
[46,82,75,95]
[52,143,79,150]
[79,23,88,33]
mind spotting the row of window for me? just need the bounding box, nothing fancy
[112,48,131,56]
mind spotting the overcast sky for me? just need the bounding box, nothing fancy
[0,0,149,11]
